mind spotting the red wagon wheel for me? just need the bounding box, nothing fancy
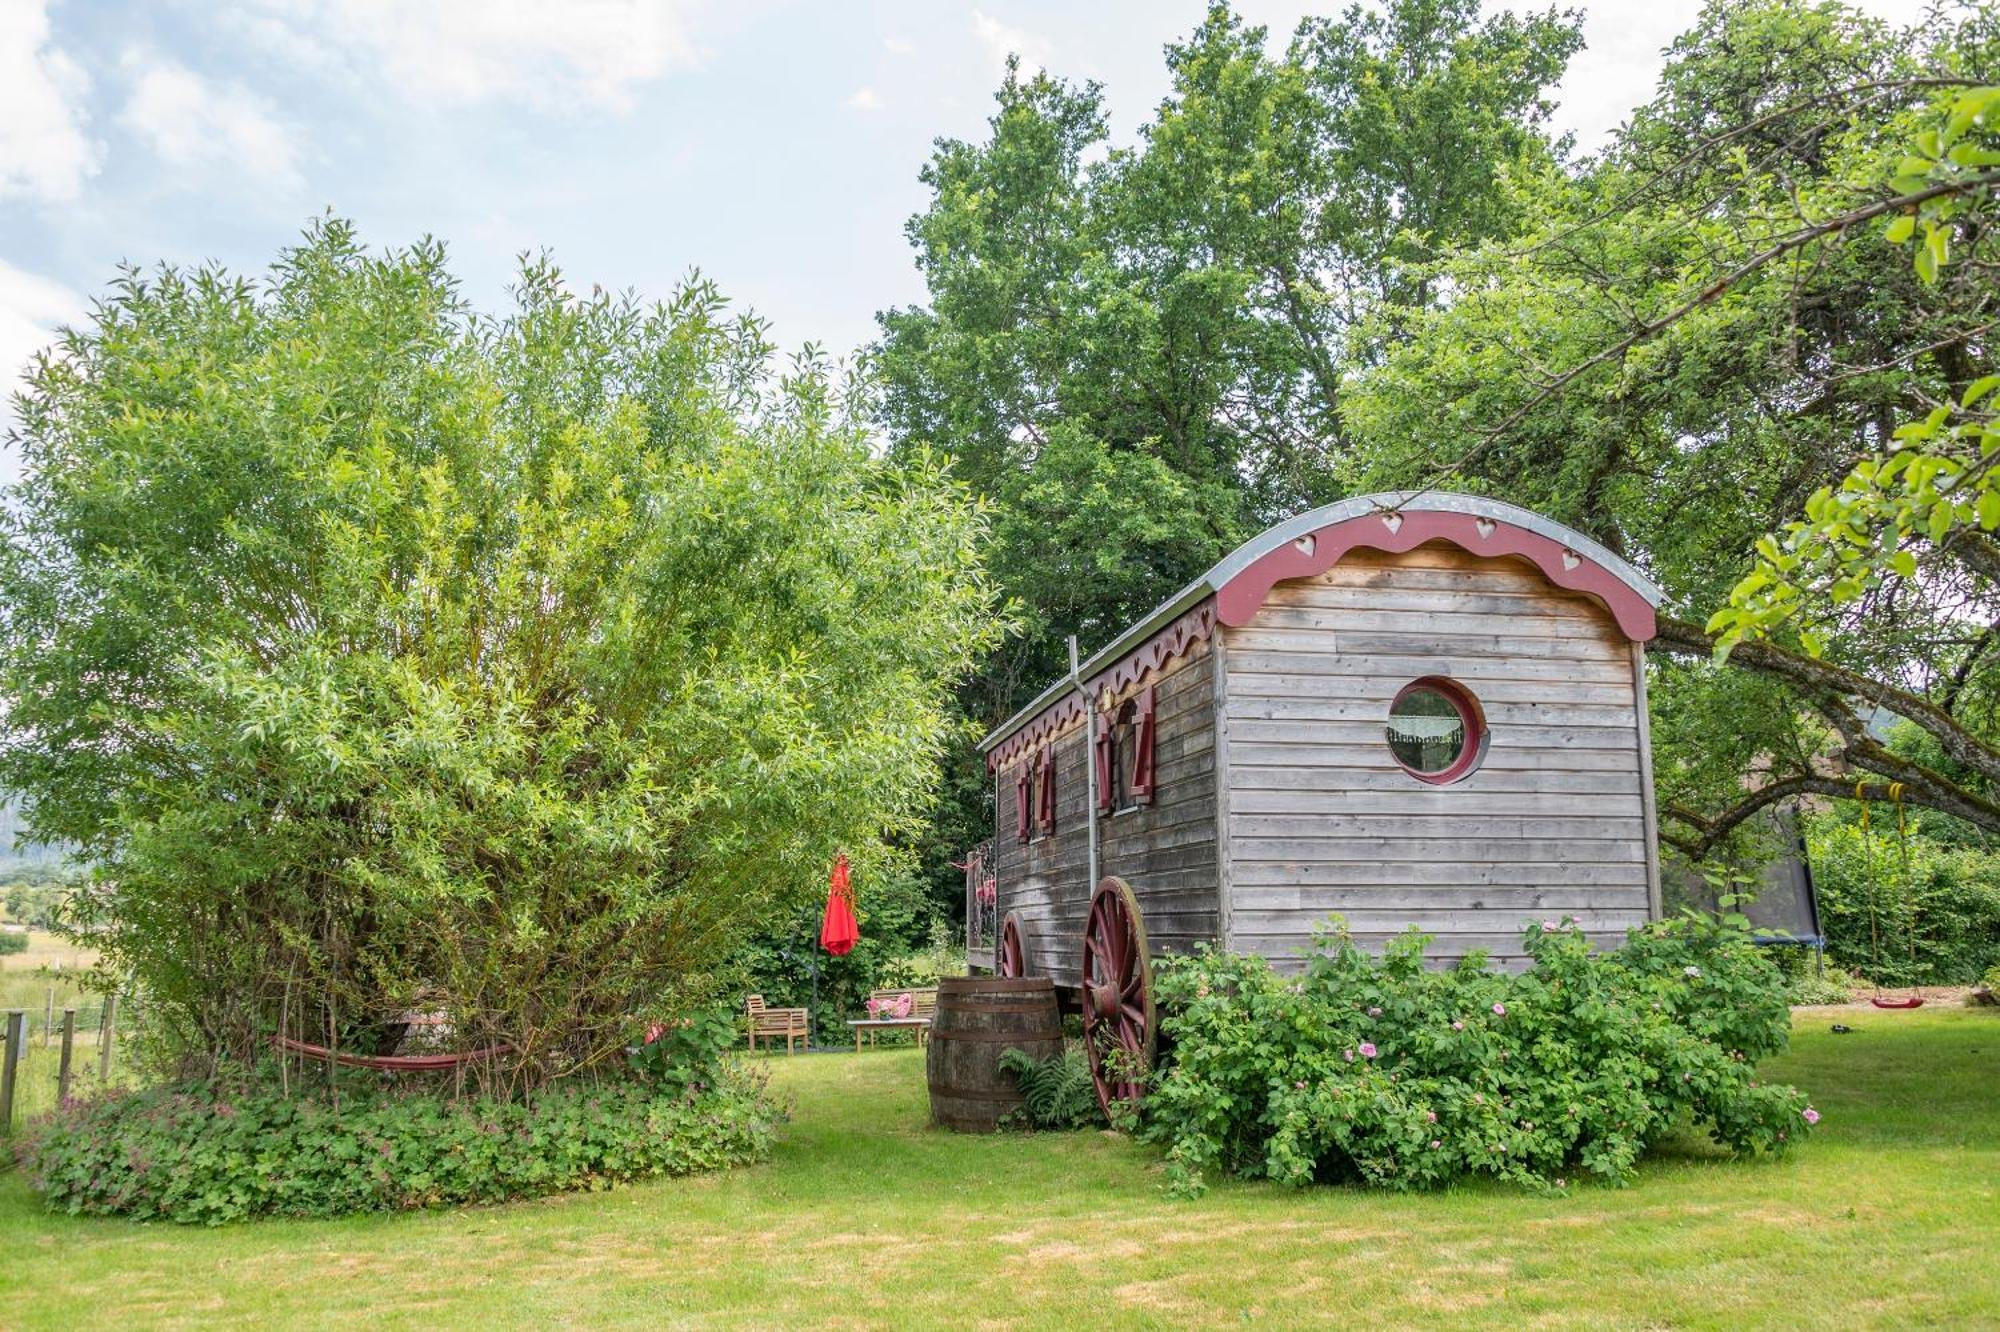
[1081,877,1155,1117]
[997,911,1031,978]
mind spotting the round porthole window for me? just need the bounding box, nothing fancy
[1386,677,1486,784]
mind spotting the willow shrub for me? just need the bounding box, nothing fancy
[0,221,1003,1091]
[1140,918,1817,1197]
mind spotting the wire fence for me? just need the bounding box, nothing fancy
[0,995,129,1132]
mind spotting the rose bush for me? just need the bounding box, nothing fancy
[1140,915,1816,1196]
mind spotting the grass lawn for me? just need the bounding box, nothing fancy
[0,1007,1994,1330]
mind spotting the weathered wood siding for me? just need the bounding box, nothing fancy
[992,641,1221,986]
[1220,544,1654,970]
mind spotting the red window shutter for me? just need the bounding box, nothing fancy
[1015,762,1031,843]
[1130,686,1157,804]
[1036,746,1057,834]
[1093,712,1115,813]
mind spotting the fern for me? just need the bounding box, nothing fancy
[997,1042,1104,1130]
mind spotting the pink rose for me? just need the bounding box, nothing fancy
[1802,1107,1820,1125]
[1359,1042,1377,1058]
[1491,1002,1507,1017]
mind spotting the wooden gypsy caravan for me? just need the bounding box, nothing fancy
[969,491,1665,1109]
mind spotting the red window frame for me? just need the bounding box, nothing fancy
[1034,746,1057,835]
[1093,686,1157,813]
[1014,762,1032,842]
[1386,676,1487,785]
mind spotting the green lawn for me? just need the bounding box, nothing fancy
[1,1007,1994,1330]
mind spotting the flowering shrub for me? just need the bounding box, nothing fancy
[627,1004,741,1098]
[19,1066,779,1225]
[1141,916,1817,1196]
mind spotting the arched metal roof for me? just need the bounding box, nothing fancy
[980,491,1661,761]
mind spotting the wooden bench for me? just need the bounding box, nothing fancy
[847,987,937,1052]
[744,994,810,1054]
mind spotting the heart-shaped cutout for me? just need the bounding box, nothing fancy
[1293,533,1316,556]
[1475,517,1495,539]
[1561,549,1581,570]
[1382,513,1404,534]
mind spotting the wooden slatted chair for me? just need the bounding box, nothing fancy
[744,994,810,1054]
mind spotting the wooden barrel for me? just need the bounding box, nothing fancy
[926,975,1063,1132]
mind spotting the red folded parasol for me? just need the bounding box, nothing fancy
[819,852,859,956]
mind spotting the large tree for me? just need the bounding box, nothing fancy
[876,1,1584,898]
[1344,0,2000,854]
[0,222,1002,1089]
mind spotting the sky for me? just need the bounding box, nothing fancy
[0,0,1929,474]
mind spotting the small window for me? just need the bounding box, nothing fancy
[1014,763,1032,843]
[1386,677,1485,784]
[1034,747,1057,838]
[1110,701,1138,812]
[1094,686,1156,815]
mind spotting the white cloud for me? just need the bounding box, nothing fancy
[0,0,101,204]
[972,9,1047,79]
[883,35,914,57]
[0,259,86,475]
[846,86,884,112]
[240,0,703,115]
[118,57,303,191]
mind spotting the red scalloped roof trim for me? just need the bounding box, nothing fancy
[987,602,1216,770]
[986,513,1653,771]
[1214,509,1657,641]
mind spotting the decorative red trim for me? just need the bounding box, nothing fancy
[1130,685,1156,803]
[1014,764,1031,843]
[1388,676,1488,785]
[987,602,1217,771]
[1214,509,1657,641]
[1092,602,1216,703]
[1035,747,1057,834]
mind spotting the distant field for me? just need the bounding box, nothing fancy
[0,1006,1993,1329]
[0,932,117,1122]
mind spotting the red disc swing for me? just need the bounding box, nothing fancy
[1858,780,1925,1010]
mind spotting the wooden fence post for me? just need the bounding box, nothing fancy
[98,993,117,1083]
[58,1008,76,1102]
[43,987,53,1047]
[1,1010,23,1133]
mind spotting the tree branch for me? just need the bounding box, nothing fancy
[1650,614,2000,789]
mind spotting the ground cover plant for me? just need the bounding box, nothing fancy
[1141,917,1815,1196]
[18,1067,778,1226]
[0,1011,1991,1328]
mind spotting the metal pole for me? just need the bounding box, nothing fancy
[1070,635,1100,890]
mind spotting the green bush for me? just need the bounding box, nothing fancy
[19,1067,780,1225]
[1767,945,1858,1005]
[0,931,26,955]
[1140,917,1817,1197]
[0,223,1002,1089]
[998,1043,1103,1131]
[1807,822,2000,985]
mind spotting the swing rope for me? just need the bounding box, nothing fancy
[1859,779,1925,1010]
